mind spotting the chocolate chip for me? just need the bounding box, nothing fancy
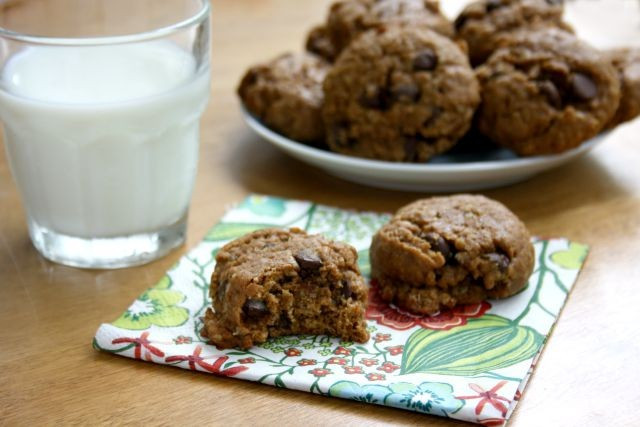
[538,80,563,109]
[243,299,268,319]
[391,83,420,102]
[341,280,353,299]
[570,72,597,101]
[294,250,323,275]
[486,0,503,12]
[422,232,452,260]
[545,0,563,5]
[413,49,438,71]
[485,253,510,272]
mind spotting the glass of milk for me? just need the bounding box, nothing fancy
[0,0,211,268]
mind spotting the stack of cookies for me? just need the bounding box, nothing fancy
[239,0,640,161]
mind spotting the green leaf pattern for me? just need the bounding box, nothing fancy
[401,315,544,376]
[112,276,190,330]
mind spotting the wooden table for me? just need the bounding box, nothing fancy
[1,0,639,425]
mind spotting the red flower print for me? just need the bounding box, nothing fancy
[165,345,248,377]
[385,345,404,356]
[112,332,165,360]
[308,368,332,377]
[173,335,192,345]
[366,281,491,331]
[360,358,379,367]
[377,361,400,373]
[456,381,511,417]
[374,333,392,343]
[479,418,506,427]
[284,348,302,357]
[297,359,317,366]
[238,357,255,364]
[327,357,347,365]
[365,373,385,381]
[343,366,364,374]
[334,346,352,356]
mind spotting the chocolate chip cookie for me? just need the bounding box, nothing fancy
[237,52,329,144]
[326,0,454,56]
[475,29,620,156]
[323,27,480,162]
[306,25,338,63]
[455,0,572,66]
[201,228,369,349]
[370,195,534,315]
[605,47,640,128]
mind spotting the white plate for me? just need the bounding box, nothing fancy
[242,110,608,192]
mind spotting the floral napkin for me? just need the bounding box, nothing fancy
[94,195,588,425]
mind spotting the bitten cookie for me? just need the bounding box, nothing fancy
[323,27,480,162]
[455,0,572,66]
[326,0,454,56]
[306,25,338,63]
[370,195,534,315]
[237,52,329,144]
[201,228,369,349]
[604,47,640,128]
[475,29,620,155]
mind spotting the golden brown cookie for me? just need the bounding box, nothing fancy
[237,52,329,144]
[475,29,620,156]
[201,228,369,349]
[604,47,640,128]
[326,0,454,56]
[455,0,572,66]
[322,26,480,162]
[370,195,534,315]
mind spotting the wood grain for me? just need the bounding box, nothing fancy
[1,0,639,425]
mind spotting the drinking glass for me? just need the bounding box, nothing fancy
[0,0,210,268]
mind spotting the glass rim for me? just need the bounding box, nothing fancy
[0,0,210,46]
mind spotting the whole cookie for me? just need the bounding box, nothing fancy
[475,29,620,156]
[201,228,369,349]
[604,47,640,128]
[237,52,329,144]
[455,0,572,66]
[323,27,480,162]
[306,25,338,63]
[370,195,534,315]
[326,0,454,56]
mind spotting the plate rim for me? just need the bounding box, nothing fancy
[242,108,606,174]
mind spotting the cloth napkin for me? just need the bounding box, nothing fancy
[94,195,588,425]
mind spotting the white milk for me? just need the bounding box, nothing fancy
[0,42,209,238]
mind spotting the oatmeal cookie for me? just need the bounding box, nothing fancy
[237,52,329,144]
[455,0,573,66]
[201,228,369,349]
[326,0,454,56]
[370,195,534,315]
[322,27,480,162]
[475,29,620,155]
